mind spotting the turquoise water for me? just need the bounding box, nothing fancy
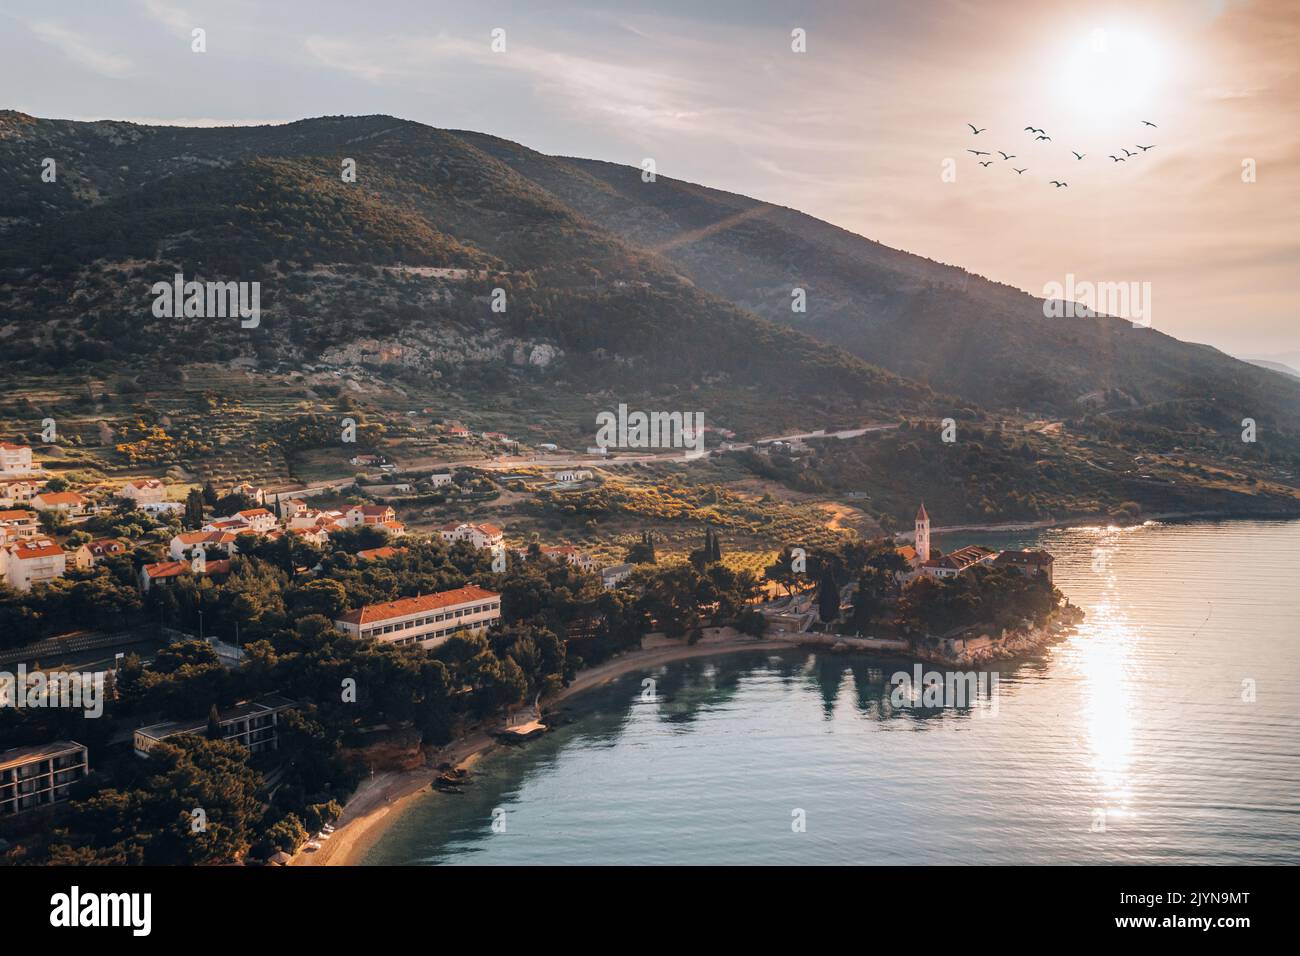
[363,519,1300,865]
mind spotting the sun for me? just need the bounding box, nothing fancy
[1057,26,1168,118]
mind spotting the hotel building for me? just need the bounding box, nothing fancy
[133,695,296,758]
[334,585,501,649]
[0,741,88,815]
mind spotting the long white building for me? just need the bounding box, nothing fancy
[334,585,501,649]
[0,741,88,816]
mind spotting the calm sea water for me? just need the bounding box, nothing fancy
[363,519,1300,865]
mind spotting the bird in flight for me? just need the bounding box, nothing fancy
[1142,120,1158,127]
[1136,144,1156,151]
[1109,155,1126,162]
[967,149,990,156]
[979,160,993,166]
[1013,167,1027,174]
[1049,181,1068,188]
[1035,135,1052,141]
[1024,126,1045,134]
[1072,151,1085,160]
[998,151,1016,160]
[1122,148,1136,158]
[968,124,987,134]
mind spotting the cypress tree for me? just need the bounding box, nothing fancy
[206,703,224,740]
[817,568,840,624]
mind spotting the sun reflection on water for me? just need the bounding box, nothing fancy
[1073,526,1141,816]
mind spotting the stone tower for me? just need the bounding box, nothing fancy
[915,503,931,563]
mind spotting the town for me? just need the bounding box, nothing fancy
[0,428,1073,864]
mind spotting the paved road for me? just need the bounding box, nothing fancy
[270,422,900,497]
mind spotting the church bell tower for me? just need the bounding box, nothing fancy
[915,503,931,563]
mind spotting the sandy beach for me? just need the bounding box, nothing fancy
[290,631,797,866]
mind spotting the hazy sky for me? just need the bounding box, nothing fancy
[3,0,1297,360]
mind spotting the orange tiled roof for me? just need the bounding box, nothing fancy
[10,538,63,559]
[35,491,85,505]
[337,585,499,626]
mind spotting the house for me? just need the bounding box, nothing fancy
[443,421,471,438]
[357,546,407,561]
[169,530,240,562]
[288,509,326,530]
[601,563,636,588]
[334,585,501,649]
[345,504,397,527]
[439,522,504,549]
[73,538,128,570]
[0,741,88,816]
[235,508,277,533]
[586,446,609,457]
[552,469,593,483]
[133,696,296,758]
[31,491,88,516]
[119,478,167,506]
[481,431,511,442]
[922,545,997,579]
[0,538,67,591]
[0,509,39,540]
[203,517,246,533]
[140,556,232,592]
[349,454,385,468]
[383,520,407,538]
[540,545,595,571]
[288,526,330,547]
[229,482,265,505]
[428,473,453,488]
[0,443,39,476]
[993,549,1055,584]
[0,480,39,507]
[277,498,308,518]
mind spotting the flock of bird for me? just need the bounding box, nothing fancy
[964,120,1159,187]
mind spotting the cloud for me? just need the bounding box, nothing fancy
[28,20,133,78]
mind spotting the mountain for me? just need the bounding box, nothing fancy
[0,110,1297,511]
[1244,359,1300,382]
[0,111,928,424]
[452,130,1300,424]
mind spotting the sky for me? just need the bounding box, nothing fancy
[2,0,1298,361]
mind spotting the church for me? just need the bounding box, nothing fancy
[896,503,1000,580]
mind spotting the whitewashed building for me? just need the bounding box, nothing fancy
[334,585,502,649]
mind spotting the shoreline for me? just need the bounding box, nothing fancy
[914,508,1300,537]
[289,510,1283,867]
[290,633,799,867]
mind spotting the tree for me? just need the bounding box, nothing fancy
[206,703,223,740]
[817,567,840,624]
[184,488,205,530]
[625,531,657,564]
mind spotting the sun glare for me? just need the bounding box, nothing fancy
[1058,26,1168,119]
